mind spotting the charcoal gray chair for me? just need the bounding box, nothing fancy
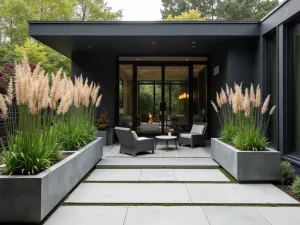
[179,123,207,148]
[114,127,155,157]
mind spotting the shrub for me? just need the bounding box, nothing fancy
[211,83,276,151]
[95,111,110,130]
[292,176,300,197]
[280,161,296,185]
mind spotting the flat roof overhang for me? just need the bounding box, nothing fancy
[29,21,260,58]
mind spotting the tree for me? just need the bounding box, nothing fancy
[161,0,279,20]
[75,0,122,21]
[165,10,205,21]
[161,0,191,19]
[218,0,279,20]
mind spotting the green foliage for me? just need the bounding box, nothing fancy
[161,0,279,20]
[280,161,296,185]
[95,111,111,130]
[0,45,17,66]
[220,121,236,144]
[165,9,205,21]
[292,176,300,197]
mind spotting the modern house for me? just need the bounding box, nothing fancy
[29,0,300,172]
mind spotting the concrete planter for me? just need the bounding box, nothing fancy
[0,137,103,223]
[96,130,107,146]
[97,128,114,145]
[211,138,280,182]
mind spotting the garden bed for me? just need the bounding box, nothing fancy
[0,137,103,223]
[275,184,300,202]
[211,138,281,182]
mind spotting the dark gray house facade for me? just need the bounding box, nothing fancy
[29,0,300,171]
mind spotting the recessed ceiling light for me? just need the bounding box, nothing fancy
[186,58,189,61]
[88,45,91,49]
[192,42,196,44]
[192,46,196,48]
[136,58,139,61]
[152,42,156,44]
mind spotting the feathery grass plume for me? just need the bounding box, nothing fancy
[226,84,230,96]
[211,101,218,113]
[5,78,13,105]
[96,95,102,107]
[262,95,270,114]
[243,88,251,117]
[269,105,276,115]
[221,88,227,104]
[250,84,255,105]
[216,92,221,107]
[255,85,261,108]
[0,94,8,119]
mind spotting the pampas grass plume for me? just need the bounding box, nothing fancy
[0,94,8,119]
[261,95,270,114]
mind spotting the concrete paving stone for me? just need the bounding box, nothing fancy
[65,183,191,203]
[174,169,230,182]
[202,206,271,225]
[43,206,127,225]
[86,169,141,181]
[97,157,219,168]
[140,169,176,181]
[124,206,209,225]
[186,184,299,204]
[257,207,300,225]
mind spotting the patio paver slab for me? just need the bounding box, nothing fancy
[65,183,191,203]
[202,206,271,225]
[86,169,142,181]
[174,169,230,182]
[97,157,219,169]
[186,184,299,204]
[257,207,300,225]
[124,206,209,225]
[139,169,176,181]
[43,206,127,225]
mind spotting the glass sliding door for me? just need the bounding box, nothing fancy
[136,66,162,134]
[165,66,189,132]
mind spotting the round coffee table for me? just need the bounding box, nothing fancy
[155,135,178,151]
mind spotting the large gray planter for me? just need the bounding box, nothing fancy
[211,138,281,182]
[0,137,103,223]
[97,128,114,145]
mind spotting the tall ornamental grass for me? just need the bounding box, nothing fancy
[56,75,102,150]
[0,56,102,175]
[211,83,276,151]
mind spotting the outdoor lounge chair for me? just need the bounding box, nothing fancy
[114,127,155,157]
[179,123,207,148]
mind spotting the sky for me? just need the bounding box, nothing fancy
[106,0,162,21]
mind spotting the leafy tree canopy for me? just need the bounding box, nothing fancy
[165,10,205,21]
[161,0,279,20]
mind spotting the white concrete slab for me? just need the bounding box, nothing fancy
[174,169,230,182]
[257,207,300,225]
[43,206,127,225]
[124,206,209,225]
[97,157,219,169]
[186,184,299,204]
[65,183,191,203]
[86,169,141,181]
[140,169,176,181]
[202,206,271,225]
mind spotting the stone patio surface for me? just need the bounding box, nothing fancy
[97,157,219,168]
[44,206,300,225]
[65,183,298,204]
[86,169,230,182]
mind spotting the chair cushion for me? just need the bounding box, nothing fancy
[180,133,192,139]
[190,124,205,135]
[132,131,139,140]
[138,137,151,141]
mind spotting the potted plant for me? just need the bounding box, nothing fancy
[95,111,114,145]
[210,83,280,182]
[0,56,104,223]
